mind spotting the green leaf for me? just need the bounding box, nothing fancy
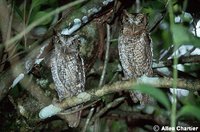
[143,0,166,10]
[171,24,200,47]
[134,84,170,110]
[31,11,52,25]
[162,29,173,48]
[13,4,23,20]
[171,24,190,45]
[31,0,48,8]
[111,120,127,132]
[177,105,200,120]
[190,35,200,48]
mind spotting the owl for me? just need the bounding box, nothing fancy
[118,10,153,104]
[51,33,85,127]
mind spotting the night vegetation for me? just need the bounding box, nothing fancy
[0,0,200,131]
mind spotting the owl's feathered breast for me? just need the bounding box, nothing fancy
[51,36,85,100]
[118,13,152,79]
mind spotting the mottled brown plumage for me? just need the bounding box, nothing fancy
[118,10,153,104]
[51,33,85,127]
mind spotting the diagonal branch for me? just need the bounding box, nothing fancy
[39,77,200,119]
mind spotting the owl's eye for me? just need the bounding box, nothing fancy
[133,16,144,25]
[128,17,134,24]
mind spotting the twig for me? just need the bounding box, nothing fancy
[153,55,200,68]
[90,97,125,124]
[82,107,95,132]
[93,107,100,132]
[0,0,11,71]
[135,0,140,13]
[99,24,111,87]
[0,0,10,43]
[59,99,100,115]
[108,72,119,84]
[39,77,200,119]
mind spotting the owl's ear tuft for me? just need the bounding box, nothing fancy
[121,10,130,23]
[123,10,130,17]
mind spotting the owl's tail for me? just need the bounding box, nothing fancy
[130,91,155,105]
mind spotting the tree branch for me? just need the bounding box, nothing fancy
[39,77,200,119]
[153,55,200,68]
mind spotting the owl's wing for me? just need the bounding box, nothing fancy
[118,35,135,79]
[143,32,153,76]
[51,50,71,99]
[56,51,84,97]
[65,52,85,94]
[133,32,153,77]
